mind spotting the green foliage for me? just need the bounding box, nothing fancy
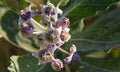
[9,53,47,72]
[0,0,120,72]
[62,0,119,32]
[69,51,120,72]
[0,0,29,13]
[68,8,120,51]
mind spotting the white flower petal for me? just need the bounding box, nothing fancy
[70,44,76,53]
[51,59,63,71]
[55,26,62,35]
[64,28,70,32]
[65,34,71,42]
[57,7,63,15]
[51,14,58,22]
[64,55,73,63]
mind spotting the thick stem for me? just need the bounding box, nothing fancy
[58,48,70,55]
[33,31,42,34]
[57,0,64,7]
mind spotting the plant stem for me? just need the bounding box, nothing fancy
[58,48,70,55]
[33,31,42,34]
[57,0,64,7]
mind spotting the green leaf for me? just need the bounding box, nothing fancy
[16,32,39,52]
[8,53,56,72]
[0,37,25,70]
[0,0,28,12]
[69,51,120,72]
[108,46,120,58]
[0,6,45,51]
[62,0,119,31]
[66,8,120,51]
[0,6,19,43]
[86,50,106,58]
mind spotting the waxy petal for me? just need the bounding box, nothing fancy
[64,44,77,63]
[51,59,63,71]
[56,7,63,15]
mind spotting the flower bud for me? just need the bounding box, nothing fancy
[51,59,63,71]
[72,52,80,61]
[64,56,72,64]
[64,44,77,64]
[60,29,71,42]
[70,44,76,53]
[55,17,69,28]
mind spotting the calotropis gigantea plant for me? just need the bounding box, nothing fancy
[18,0,80,71]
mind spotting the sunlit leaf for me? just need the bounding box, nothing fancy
[86,50,106,58]
[108,46,120,58]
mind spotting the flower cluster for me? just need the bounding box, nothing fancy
[18,1,80,71]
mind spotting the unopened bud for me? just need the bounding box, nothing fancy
[55,17,69,28]
[51,59,63,71]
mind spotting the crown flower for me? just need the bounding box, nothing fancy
[18,0,80,71]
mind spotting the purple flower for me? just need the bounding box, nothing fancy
[45,7,56,16]
[20,11,31,21]
[18,5,41,29]
[72,52,80,61]
[39,49,46,58]
[40,2,63,23]
[32,49,54,65]
[38,33,46,41]
[21,26,34,37]
[20,5,41,21]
